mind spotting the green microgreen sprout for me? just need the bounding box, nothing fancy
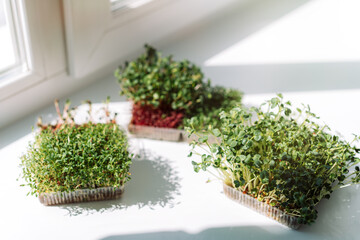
[115,44,206,114]
[184,85,243,131]
[20,99,132,196]
[187,94,360,225]
[115,44,242,130]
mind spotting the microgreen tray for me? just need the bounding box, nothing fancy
[223,183,300,229]
[128,124,185,141]
[128,124,219,143]
[39,186,124,206]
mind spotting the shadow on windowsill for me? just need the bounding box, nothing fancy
[59,148,181,216]
[100,185,360,240]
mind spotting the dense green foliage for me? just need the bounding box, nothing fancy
[115,45,242,129]
[185,86,242,130]
[21,100,132,196]
[115,44,206,113]
[187,94,360,225]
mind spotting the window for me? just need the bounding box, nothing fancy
[0,0,27,80]
[0,0,66,128]
[0,0,66,102]
[0,0,237,129]
[0,0,16,72]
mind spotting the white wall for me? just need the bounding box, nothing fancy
[2,0,360,130]
[0,0,241,129]
[159,0,360,93]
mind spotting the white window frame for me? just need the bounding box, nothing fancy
[0,0,238,128]
[0,0,66,128]
[0,0,66,102]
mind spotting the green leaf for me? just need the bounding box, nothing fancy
[270,98,280,108]
[269,160,275,167]
[199,136,208,143]
[254,158,262,168]
[229,140,237,148]
[285,108,292,116]
[254,135,262,142]
[213,129,221,137]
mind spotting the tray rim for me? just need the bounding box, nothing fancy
[223,182,301,229]
[38,185,125,206]
[128,123,218,143]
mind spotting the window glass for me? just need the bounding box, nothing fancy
[0,0,17,74]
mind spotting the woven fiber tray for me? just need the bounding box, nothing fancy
[39,186,124,206]
[223,183,300,229]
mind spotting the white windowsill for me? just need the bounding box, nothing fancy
[1,0,360,238]
[0,79,360,239]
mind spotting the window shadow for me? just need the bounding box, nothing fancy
[158,0,360,94]
[160,0,312,64]
[205,62,360,94]
[99,227,303,240]
[59,148,181,216]
[96,224,343,240]
[98,184,360,240]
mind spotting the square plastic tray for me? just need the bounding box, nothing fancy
[39,186,124,206]
[128,124,184,141]
[128,124,218,143]
[223,183,300,229]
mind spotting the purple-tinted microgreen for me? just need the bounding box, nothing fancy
[115,45,243,130]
